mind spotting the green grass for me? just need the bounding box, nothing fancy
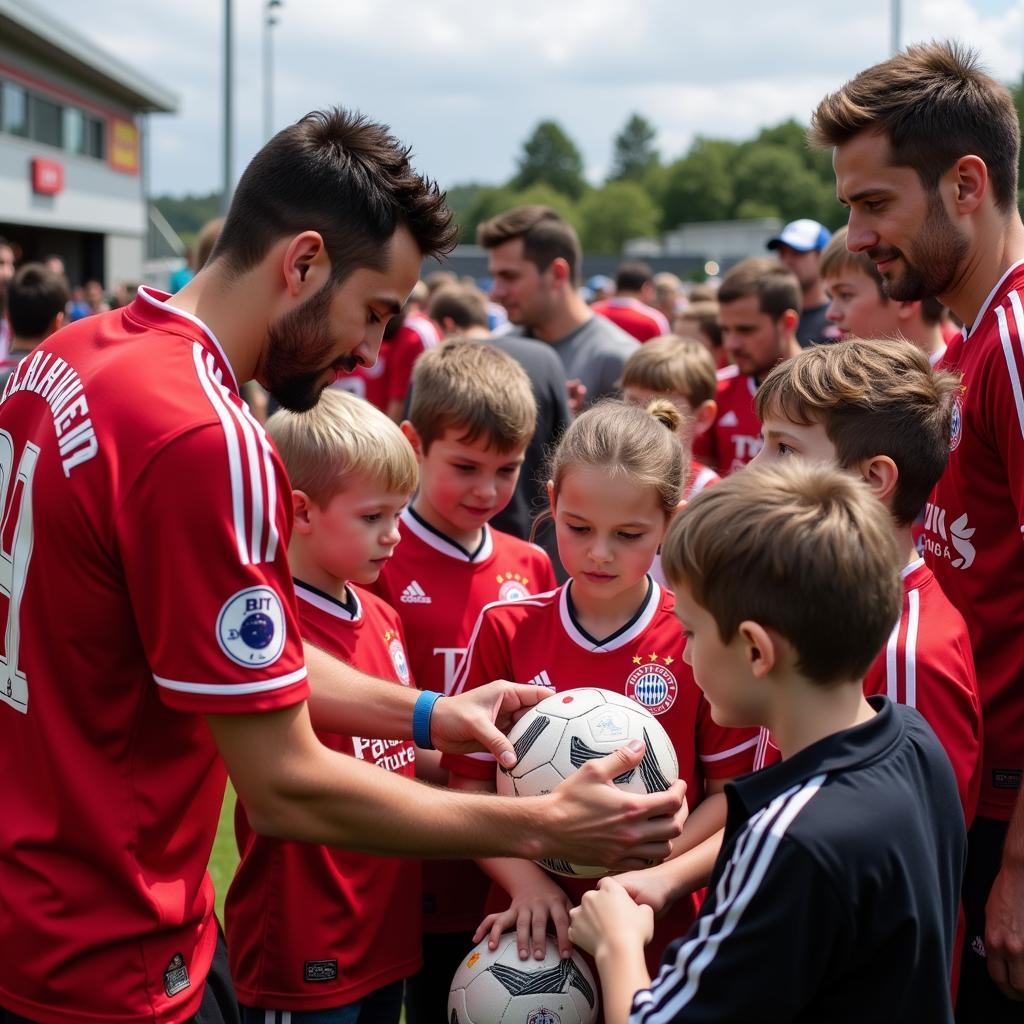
[208,783,239,923]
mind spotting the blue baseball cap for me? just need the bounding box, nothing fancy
[767,219,832,253]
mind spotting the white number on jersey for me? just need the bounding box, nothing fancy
[0,430,38,713]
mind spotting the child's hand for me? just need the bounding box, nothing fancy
[473,881,573,961]
[613,865,678,917]
[569,877,654,959]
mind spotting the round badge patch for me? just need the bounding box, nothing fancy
[389,638,411,684]
[950,394,963,452]
[217,586,287,668]
[626,663,678,716]
[498,579,530,601]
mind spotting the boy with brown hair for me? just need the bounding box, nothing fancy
[569,461,967,1023]
[620,336,721,502]
[752,338,981,824]
[371,338,558,1022]
[820,226,948,364]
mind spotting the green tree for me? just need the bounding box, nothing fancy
[731,144,834,224]
[457,183,581,244]
[578,181,659,253]
[152,191,222,241]
[512,120,587,200]
[608,113,660,184]
[660,138,739,228]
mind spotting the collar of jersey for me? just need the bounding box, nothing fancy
[559,576,660,652]
[133,286,240,394]
[294,578,363,622]
[402,507,493,562]
[728,694,900,819]
[967,258,1024,340]
[900,556,925,580]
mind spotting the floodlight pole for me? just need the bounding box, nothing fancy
[891,0,902,55]
[221,0,233,214]
[263,0,283,141]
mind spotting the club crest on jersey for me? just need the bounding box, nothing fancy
[217,586,286,668]
[385,630,411,684]
[950,391,964,452]
[496,571,531,601]
[626,652,678,715]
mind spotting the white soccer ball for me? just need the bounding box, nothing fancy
[497,687,679,878]
[448,933,599,1024]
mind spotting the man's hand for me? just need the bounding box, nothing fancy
[569,877,653,959]
[539,741,687,871]
[430,681,552,767]
[986,859,1024,999]
[567,378,587,416]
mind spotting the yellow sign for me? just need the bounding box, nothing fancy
[109,118,139,174]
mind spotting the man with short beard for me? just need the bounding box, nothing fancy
[814,41,1024,1019]
[0,109,685,1024]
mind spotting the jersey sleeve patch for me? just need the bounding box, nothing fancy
[217,586,287,668]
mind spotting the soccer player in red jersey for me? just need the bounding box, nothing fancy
[226,390,421,1024]
[814,42,1024,1016]
[692,258,802,476]
[0,110,685,1024]
[592,261,672,342]
[751,339,981,824]
[444,401,757,988]
[371,340,556,1023]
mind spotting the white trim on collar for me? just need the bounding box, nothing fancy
[401,508,494,563]
[900,557,925,580]
[294,581,363,622]
[137,286,240,393]
[966,259,1024,340]
[558,578,662,653]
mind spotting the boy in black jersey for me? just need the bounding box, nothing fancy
[569,461,966,1024]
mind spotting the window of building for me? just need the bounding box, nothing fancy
[83,114,105,158]
[1,82,28,137]
[64,106,84,154]
[29,93,62,148]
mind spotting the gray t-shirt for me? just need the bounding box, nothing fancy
[516,315,639,407]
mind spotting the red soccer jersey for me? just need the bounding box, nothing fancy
[652,462,719,589]
[691,364,763,476]
[371,508,557,933]
[926,260,1024,820]
[443,579,758,967]
[753,559,983,826]
[226,581,420,1011]
[591,297,671,343]
[0,287,308,1024]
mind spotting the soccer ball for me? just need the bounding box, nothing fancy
[448,933,598,1024]
[496,687,679,878]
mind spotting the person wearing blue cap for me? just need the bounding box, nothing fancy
[767,218,838,348]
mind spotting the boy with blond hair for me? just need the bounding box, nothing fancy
[225,389,422,1024]
[751,338,981,823]
[569,461,966,1023]
[620,336,721,503]
[371,338,557,1022]
[820,227,948,364]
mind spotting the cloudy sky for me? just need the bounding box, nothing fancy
[37,0,1024,196]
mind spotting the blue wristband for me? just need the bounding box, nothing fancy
[413,690,444,749]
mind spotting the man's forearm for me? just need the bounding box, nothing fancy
[304,640,418,738]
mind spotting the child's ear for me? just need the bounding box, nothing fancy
[401,420,425,460]
[738,621,776,678]
[896,300,921,324]
[546,479,557,517]
[859,454,899,508]
[292,490,314,535]
[693,400,717,437]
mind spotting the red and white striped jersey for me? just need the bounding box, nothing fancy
[0,288,308,1024]
[691,364,763,476]
[443,579,758,967]
[926,260,1024,820]
[753,559,981,825]
[591,296,671,343]
[226,582,420,1011]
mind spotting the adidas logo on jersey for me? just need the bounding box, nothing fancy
[719,410,739,427]
[527,670,553,688]
[400,580,432,604]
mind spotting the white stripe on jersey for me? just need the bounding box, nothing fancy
[405,314,441,349]
[193,344,280,564]
[1000,292,1024,440]
[904,587,920,709]
[634,775,825,1022]
[687,465,718,501]
[154,666,307,696]
[884,615,901,705]
[192,344,248,564]
[699,735,758,763]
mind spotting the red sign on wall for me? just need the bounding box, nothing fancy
[31,158,64,195]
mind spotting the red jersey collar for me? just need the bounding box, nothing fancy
[966,259,1024,340]
[129,287,241,395]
